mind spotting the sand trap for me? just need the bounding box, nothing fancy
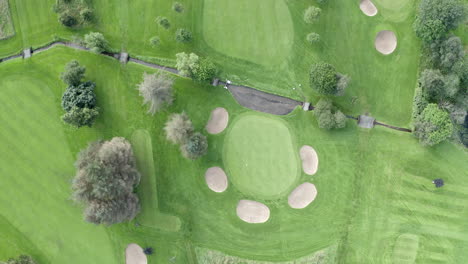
[360,0,378,16]
[206,107,229,134]
[125,244,147,264]
[375,30,397,55]
[236,200,270,224]
[288,183,318,209]
[300,145,318,175]
[205,167,228,193]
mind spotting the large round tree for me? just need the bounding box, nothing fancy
[414,104,453,146]
[310,62,338,95]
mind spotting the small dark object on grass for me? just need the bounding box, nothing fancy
[433,178,444,188]
[144,247,154,255]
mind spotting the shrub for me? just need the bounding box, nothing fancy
[414,104,453,146]
[156,16,170,29]
[336,73,350,96]
[173,2,184,12]
[84,32,109,53]
[314,98,347,129]
[72,137,141,225]
[192,58,217,82]
[310,62,338,95]
[181,132,208,160]
[60,60,85,86]
[304,6,321,24]
[6,255,37,264]
[61,81,97,112]
[411,86,428,120]
[149,36,160,47]
[62,106,99,128]
[137,72,174,115]
[306,32,320,44]
[80,8,93,22]
[175,28,192,43]
[419,69,445,101]
[164,112,194,144]
[175,52,199,77]
[59,12,78,27]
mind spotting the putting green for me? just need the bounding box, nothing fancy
[202,0,293,66]
[224,113,299,199]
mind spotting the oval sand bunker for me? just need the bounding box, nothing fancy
[360,0,378,16]
[288,183,318,209]
[375,30,397,55]
[300,145,318,175]
[125,244,147,264]
[236,200,270,224]
[206,107,229,134]
[205,167,228,193]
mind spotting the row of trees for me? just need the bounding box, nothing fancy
[54,0,94,28]
[412,0,466,146]
[304,6,322,44]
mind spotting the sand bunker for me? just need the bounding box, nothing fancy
[205,167,228,193]
[206,107,229,134]
[236,200,270,224]
[300,145,318,175]
[288,183,318,209]
[375,30,397,55]
[125,244,147,264]
[360,0,378,16]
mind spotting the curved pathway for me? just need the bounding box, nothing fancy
[0,41,410,132]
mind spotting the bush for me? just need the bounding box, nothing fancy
[314,98,347,129]
[306,32,320,44]
[414,104,453,146]
[411,86,428,120]
[175,28,192,43]
[310,62,338,95]
[419,69,445,101]
[62,106,99,128]
[61,81,97,112]
[137,72,174,115]
[149,36,160,47]
[304,6,321,24]
[164,112,194,144]
[72,137,141,225]
[60,60,85,86]
[156,16,170,29]
[192,58,217,82]
[181,132,208,160]
[336,73,350,96]
[84,32,108,53]
[80,8,93,22]
[6,255,37,264]
[59,12,78,27]
[173,2,184,12]
[413,0,465,43]
[175,52,199,77]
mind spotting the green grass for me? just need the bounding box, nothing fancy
[0,0,15,39]
[224,113,299,200]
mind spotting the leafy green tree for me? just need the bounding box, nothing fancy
[314,98,347,129]
[173,2,184,12]
[306,32,320,44]
[60,60,86,86]
[310,62,338,95]
[437,36,465,72]
[5,255,37,264]
[61,81,97,112]
[164,112,194,144]
[137,72,174,115]
[334,111,347,128]
[444,74,460,98]
[84,32,109,53]
[336,73,350,96]
[62,107,99,128]
[192,58,217,82]
[156,16,170,29]
[181,132,208,160]
[304,6,321,24]
[175,52,199,77]
[414,104,453,146]
[175,28,192,43]
[59,12,78,27]
[419,69,445,101]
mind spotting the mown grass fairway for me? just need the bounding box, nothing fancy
[224,113,299,199]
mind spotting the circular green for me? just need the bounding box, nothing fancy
[224,113,299,199]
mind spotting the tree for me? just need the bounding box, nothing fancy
[419,69,445,101]
[6,255,37,264]
[304,6,321,24]
[173,2,184,13]
[413,0,465,43]
[137,72,174,115]
[334,110,347,128]
[175,52,199,77]
[149,36,160,47]
[437,36,465,72]
[306,32,320,44]
[80,8,93,22]
[61,60,86,86]
[192,58,217,82]
[61,81,97,112]
[164,112,194,144]
[314,98,347,129]
[336,73,350,96]
[156,16,170,29]
[175,28,192,43]
[414,104,453,146]
[72,137,141,225]
[62,106,99,128]
[444,74,460,98]
[310,62,338,95]
[181,132,208,159]
[59,12,78,27]
[84,32,109,53]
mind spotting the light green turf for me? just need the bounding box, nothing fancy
[202,0,293,66]
[224,113,299,199]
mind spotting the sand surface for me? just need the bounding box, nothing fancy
[125,244,147,264]
[288,183,318,209]
[205,167,228,192]
[360,0,378,16]
[206,107,229,134]
[375,30,397,55]
[300,145,318,175]
[236,200,270,224]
